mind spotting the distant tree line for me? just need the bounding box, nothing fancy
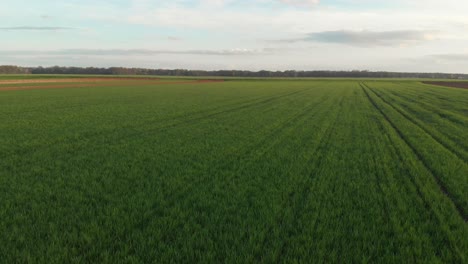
[1,65,467,79]
[0,65,31,74]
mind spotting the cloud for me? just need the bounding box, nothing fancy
[0,48,276,56]
[167,36,182,41]
[281,30,437,47]
[430,54,468,61]
[59,48,273,56]
[279,0,320,7]
[0,0,466,73]
[0,26,76,31]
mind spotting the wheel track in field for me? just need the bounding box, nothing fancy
[422,81,468,91]
[388,83,468,150]
[161,93,332,210]
[389,85,468,127]
[2,85,304,118]
[363,83,467,221]
[0,82,284,117]
[2,86,325,222]
[0,98,151,117]
[132,89,335,234]
[361,83,467,222]
[153,90,339,259]
[363,113,394,249]
[390,82,468,126]
[72,86,313,150]
[259,93,346,262]
[217,93,332,168]
[385,84,468,159]
[373,113,465,261]
[401,82,468,120]
[0,80,226,120]
[368,83,467,163]
[276,95,347,262]
[411,82,468,105]
[362,85,465,258]
[373,83,468,162]
[1,87,311,161]
[0,79,224,91]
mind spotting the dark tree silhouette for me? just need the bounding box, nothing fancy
[1,65,467,79]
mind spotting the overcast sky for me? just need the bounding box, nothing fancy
[1,0,467,73]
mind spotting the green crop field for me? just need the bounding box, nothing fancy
[0,77,467,263]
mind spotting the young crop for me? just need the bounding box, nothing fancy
[0,78,466,263]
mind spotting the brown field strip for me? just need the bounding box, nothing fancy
[0,79,224,91]
[422,81,468,90]
[0,77,161,85]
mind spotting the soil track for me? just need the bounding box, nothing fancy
[423,81,468,90]
[0,79,224,91]
[0,77,161,85]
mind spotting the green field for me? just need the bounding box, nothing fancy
[0,78,467,263]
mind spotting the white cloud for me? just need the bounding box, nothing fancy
[0,27,76,31]
[0,48,276,56]
[279,0,319,7]
[1,0,468,72]
[301,30,437,47]
[431,54,468,61]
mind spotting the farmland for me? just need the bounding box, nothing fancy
[0,77,467,263]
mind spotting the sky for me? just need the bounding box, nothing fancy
[1,0,468,73]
